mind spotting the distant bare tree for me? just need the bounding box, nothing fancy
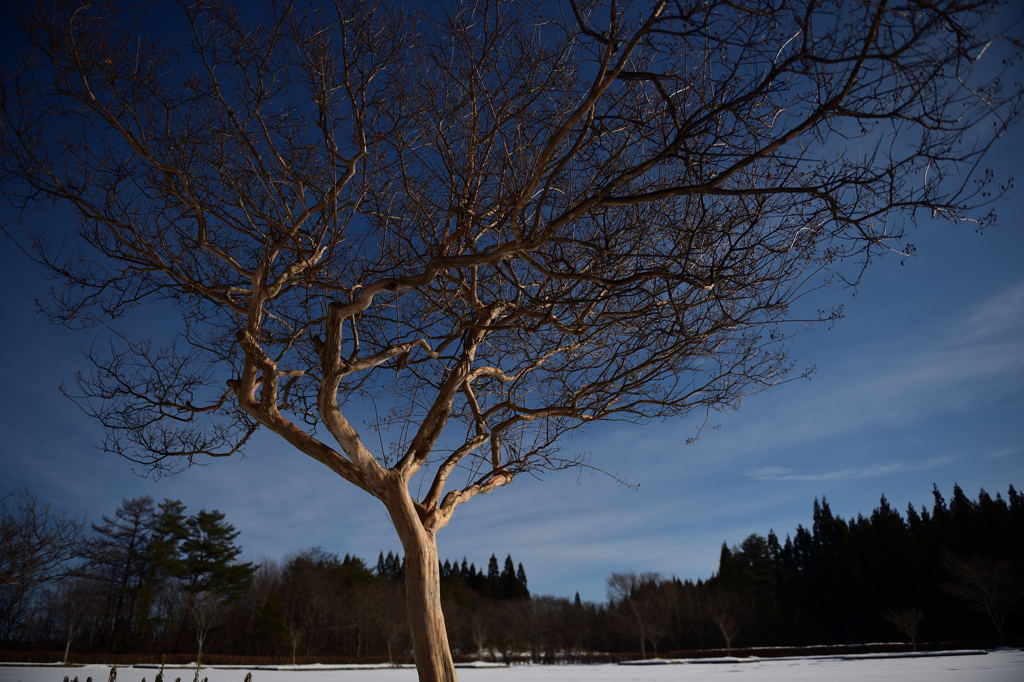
[607,571,672,657]
[513,596,574,663]
[702,586,748,655]
[186,590,224,667]
[944,553,1024,643]
[46,577,100,664]
[362,582,409,665]
[2,0,1022,679]
[464,607,490,659]
[885,607,924,651]
[0,490,82,637]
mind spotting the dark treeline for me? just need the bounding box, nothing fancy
[0,492,531,662]
[716,484,1024,647]
[2,483,1021,663]
[597,483,1024,656]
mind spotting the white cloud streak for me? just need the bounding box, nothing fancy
[958,280,1024,343]
[748,455,956,481]
[657,278,1024,467]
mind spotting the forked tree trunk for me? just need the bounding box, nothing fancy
[384,483,457,682]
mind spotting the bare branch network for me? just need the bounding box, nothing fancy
[2,0,1021,533]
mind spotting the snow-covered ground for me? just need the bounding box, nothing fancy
[2,650,1022,682]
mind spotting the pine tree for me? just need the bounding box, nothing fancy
[717,543,734,578]
[84,497,157,651]
[379,551,403,581]
[486,555,500,597]
[1008,485,1022,515]
[906,503,923,532]
[148,500,188,578]
[467,563,483,593]
[499,555,517,599]
[179,510,254,598]
[339,554,374,583]
[177,510,254,665]
[932,484,948,522]
[142,499,189,649]
[766,530,781,562]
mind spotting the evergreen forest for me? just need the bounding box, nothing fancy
[1,483,1020,663]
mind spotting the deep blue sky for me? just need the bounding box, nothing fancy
[1,5,1022,604]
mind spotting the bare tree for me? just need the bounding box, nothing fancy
[885,607,924,651]
[607,571,671,658]
[702,586,749,655]
[943,553,1024,643]
[46,577,100,664]
[361,581,409,665]
[510,596,576,663]
[0,490,82,638]
[186,590,224,667]
[2,0,1022,679]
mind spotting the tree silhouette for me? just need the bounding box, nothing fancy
[885,607,924,651]
[607,571,672,657]
[944,552,1024,643]
[0,490,81,639]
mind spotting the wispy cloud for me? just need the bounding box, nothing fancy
[958,281,1024,343]
[987,447,1020,460]
[642,281,1024,468]
[748,455,956,482]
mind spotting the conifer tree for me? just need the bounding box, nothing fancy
[177,509,254,665]
[516,564,528,597]
[499,556,517,599]
[148,500,188,580]
[180,510,254,598]
[83,497,156,651]
[932,485,949,522]
[486,556,500,598]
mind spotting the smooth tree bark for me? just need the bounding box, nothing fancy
[383,475,456,680]
[3,0,1023,678]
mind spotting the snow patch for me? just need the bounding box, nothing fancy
[2,650,1022,682]
[620,656,760,665]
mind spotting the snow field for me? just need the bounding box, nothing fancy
[1,649,1022,682]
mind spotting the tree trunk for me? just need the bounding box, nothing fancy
[385,484,457,682]
[471,618,485,657]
